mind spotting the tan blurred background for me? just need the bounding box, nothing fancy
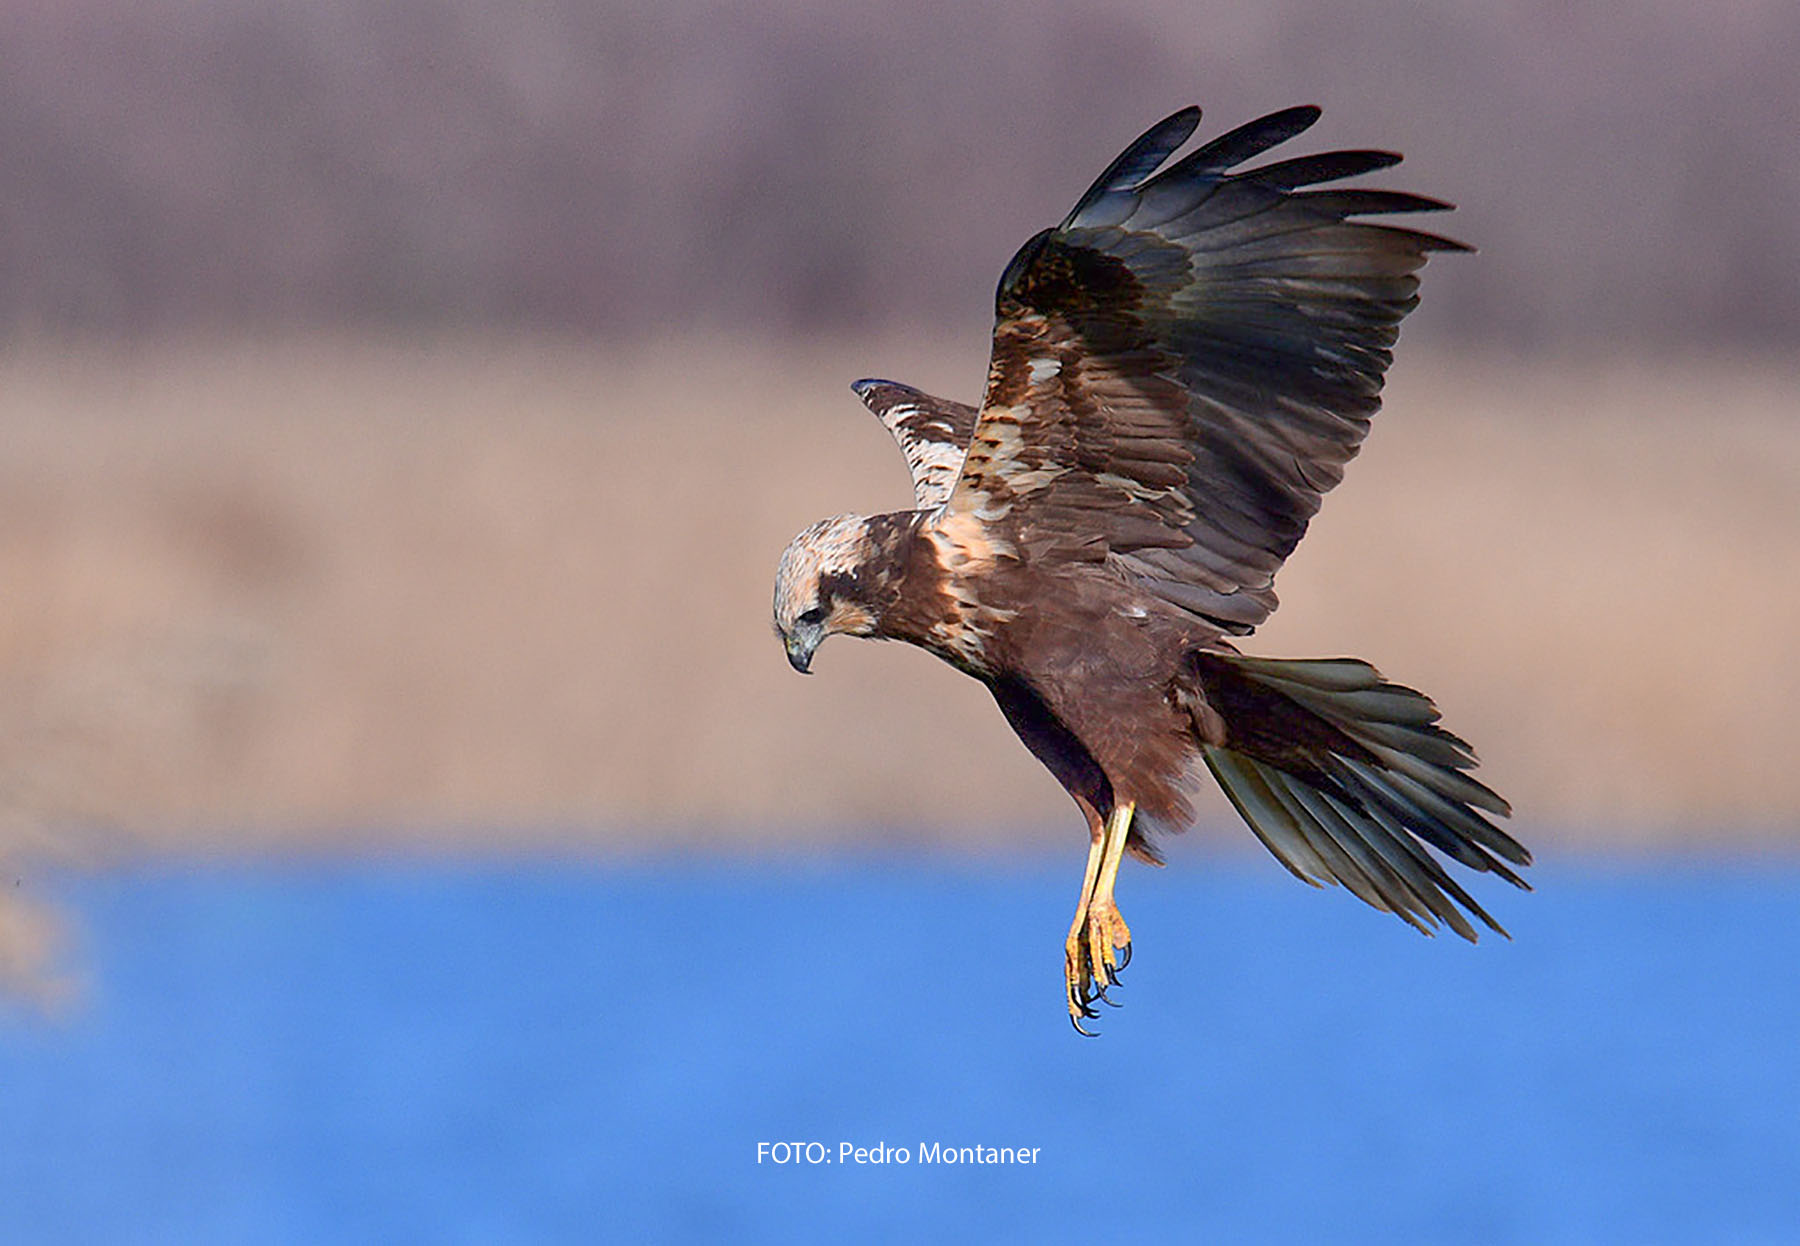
[2,0,1798,988]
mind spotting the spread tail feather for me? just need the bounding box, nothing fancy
[1191,653,1529,941]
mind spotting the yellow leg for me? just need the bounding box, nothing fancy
[1063,823,1106,1029]
[1064,801,1137,1034]
[1086,802,1136,988]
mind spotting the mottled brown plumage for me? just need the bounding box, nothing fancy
[773,104,1530,1032]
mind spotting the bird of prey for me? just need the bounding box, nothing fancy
[772,103,1528,1033]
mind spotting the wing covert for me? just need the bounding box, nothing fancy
[851,378,978,510]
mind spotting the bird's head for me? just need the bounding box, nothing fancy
[773,513,882,674]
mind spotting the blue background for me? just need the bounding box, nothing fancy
[3,855,1797,1243]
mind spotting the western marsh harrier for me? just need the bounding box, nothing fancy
[773,104,1528,1033]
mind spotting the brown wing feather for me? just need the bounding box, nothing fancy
[946,105,1469,633]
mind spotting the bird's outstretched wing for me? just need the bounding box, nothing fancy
[852,378,978,510]
[946,105,1468,633]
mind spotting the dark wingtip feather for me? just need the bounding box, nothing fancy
[1291,189,1457,217]
[1064,106,1203,221]
[1243,149,1404,191]
[1166,104,1323,179]
[1398,226,1476,253]
[1284,103,1325,131]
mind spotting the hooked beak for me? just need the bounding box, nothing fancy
[784,626,820,675]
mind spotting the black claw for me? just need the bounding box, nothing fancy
[1116,942,1133,971]
[1070,1012,1099,1037]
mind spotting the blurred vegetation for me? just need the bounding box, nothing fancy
[0,337,1795,851]
[1,0,1796,347]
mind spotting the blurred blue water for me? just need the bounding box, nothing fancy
[2,855,1797,1244]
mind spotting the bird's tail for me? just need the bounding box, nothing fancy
[1186,652,1530,940]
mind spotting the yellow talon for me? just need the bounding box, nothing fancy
[1087,899,1133,984]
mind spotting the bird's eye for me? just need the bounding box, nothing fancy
[797,605,828,628]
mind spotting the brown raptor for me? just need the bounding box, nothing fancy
[772,104,1528,1033]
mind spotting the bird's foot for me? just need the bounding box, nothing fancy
[1064,900,1133,1035]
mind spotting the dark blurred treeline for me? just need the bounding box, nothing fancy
[1,0,1795,347]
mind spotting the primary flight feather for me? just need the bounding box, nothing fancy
[772,103,1528,1033]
